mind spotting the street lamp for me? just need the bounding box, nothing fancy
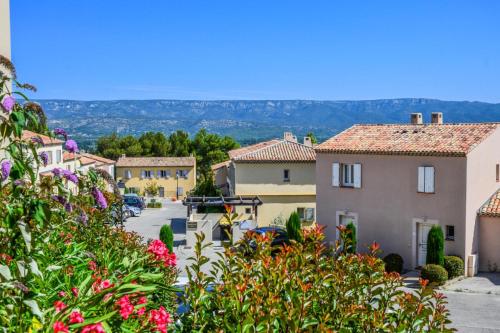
[176,170,179,200]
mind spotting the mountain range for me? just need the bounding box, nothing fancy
[36,98,500,147]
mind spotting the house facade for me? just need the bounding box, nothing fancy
[116,156,196,199]
[315,114,500,275]
[0,0,11,92]
[213,133,316,227]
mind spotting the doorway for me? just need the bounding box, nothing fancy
[417,223,433,267]
[159,187,165,197]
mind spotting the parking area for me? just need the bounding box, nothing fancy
[123,200,224,278]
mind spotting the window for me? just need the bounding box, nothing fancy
[124,170,132,179]
[245,208,252,214]
[177,187,184,196]
[418,166,435,193]
[332,163,361,188]
[496,164,499,182]
[159,170,171,178]
[283,169,290,182]
[446,225,455,241]
[142,170,152,179]
[42,151,53,165]
[177,170,189,178]
[297,207,315,222]
[56,150,62,163]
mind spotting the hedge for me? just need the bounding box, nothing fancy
[421,264,448,285]
[444,256,464,279]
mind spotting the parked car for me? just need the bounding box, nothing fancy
[123,195,146,210]
[125,205,141,217]
[233,227,289,256]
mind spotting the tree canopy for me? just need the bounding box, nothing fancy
[95,130,240,180]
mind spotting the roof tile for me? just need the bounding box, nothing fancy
[116,156,195,167]
[231,140,315,163]
[480,189,500,217]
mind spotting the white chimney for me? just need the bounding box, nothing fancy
[431,112,443,124]
[303,137,313,147]
[410,113,423,125]
[284,132,297,143]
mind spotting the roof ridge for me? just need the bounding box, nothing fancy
[233,140,284,160]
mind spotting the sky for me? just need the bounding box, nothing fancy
[9,1,500,102]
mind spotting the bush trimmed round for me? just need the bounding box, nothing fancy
[444,256,464,279]
[383,253,404,273]
[421,264,448,285]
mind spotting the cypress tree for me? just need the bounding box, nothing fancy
[426,225,444,266]
[345,222,357,254]
[286,212,303,242]
[159,224,174,253]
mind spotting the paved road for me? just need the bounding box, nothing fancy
[125,205,500,331]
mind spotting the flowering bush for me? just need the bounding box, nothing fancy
[0,57,177,332]
[179,227,453,332]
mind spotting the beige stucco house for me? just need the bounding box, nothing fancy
[0,0,11,92]
[478,190,500,272]
[315,113,500,275]
[213,133,316,227]
[116,156,196,199]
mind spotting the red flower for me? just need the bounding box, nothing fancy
[164,252,177,267]
[117,296,134,320]
[136,296,148,316]
[419,278,429,288]
[53,321,68,333]
[71,287,79,297]
[81,323,105,333]
[100,279,113,290]
[370,242,380,253]
[54,300,66,313]
[69,310,84,324]
[88,261,97,271]
[58,291,66,298]
[148,240,168,259]
[149,306,172,333]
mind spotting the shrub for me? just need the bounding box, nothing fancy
[286,212,303,242]
[344,222,357,253]
[421,264,448,285]
[181,228,453,331]
[147,202,162,208]
[444,256,464,279]
[426,225,444,266]
[383,253,404,273]
[160,225,174,252]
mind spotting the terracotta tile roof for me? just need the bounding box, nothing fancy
[211,160,230,171]
[63,152,77,161]
[22,130,63,146]
[232,140,316,163]
[228,140,281,159]
[80,153,115,166]
[480,189,500,217]
[79,156,96,166]
[315,123,500,156]
[116,156,195,167]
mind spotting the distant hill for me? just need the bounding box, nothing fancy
[36,98,500,148]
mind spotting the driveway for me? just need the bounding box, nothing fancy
[123,200,223,278]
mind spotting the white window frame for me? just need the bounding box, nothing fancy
[297,207,315,222]
[56,150,62,163]
[283,169,290,182]
[418,166,435,193]
[124,170,132,179]
[143,170,153,179]
[333,163,362,188]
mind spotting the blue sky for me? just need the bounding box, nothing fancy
[10,1,500,102]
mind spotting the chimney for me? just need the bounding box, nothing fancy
[284,132,297,143]
[303,137,313,147]
[410,113,423,125]
[431,112,443,125]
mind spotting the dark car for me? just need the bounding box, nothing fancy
[234,227,290,256]
[123,196,146,210]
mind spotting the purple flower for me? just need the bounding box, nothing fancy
[78,211,88,226]
[1,160,12,181]
[52,167,63,177]
[62,169,78,184]
[31,136,44,146]
[54,128,68,140]
[65,139,78,153]
[39,152,49,167]
[92,187,107,209]
[13,179,25,187]
[1,95,15,113]
[64,202,73,213]
[51,195,67,205]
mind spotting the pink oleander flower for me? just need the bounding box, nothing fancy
[164,252,177,267]
[149,306,172,333]
[58,291,66,298]
[136,296,147,316]
[69,310,84,324]
[65,139,78,153]
[1,160,11,181]
[1,95,15,113]
[103,292,114,302]
[88,260,97,271]
[71,287,79,297]
[100,279,113,290]
[53,321,69,333]
[148,239,168,259]
[117,296,134,320]
[54,300,66,313]
[81,323,105,333]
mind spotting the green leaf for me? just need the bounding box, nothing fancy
[23,299,44,322]
[70,311,117,328]
[28,258,42,278]
[18,221,32,252]
[17,260,28,278]
[0,265,12,281]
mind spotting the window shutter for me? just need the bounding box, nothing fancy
[353,163,362,188]
[141,170,145,179]
[425,167,435,193]
[157,170,162,178]
[418,167,425,192]
[332,163,340,187]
